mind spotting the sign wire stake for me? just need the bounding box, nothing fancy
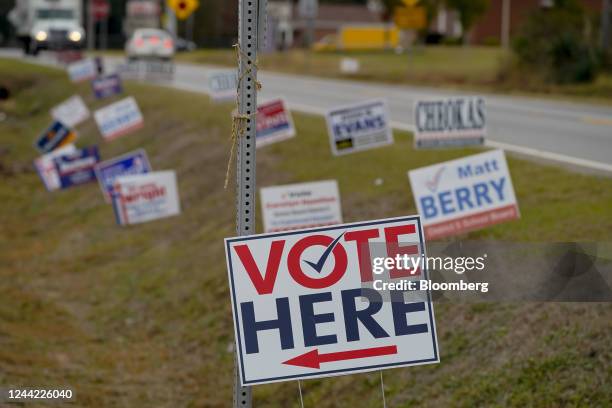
[380,371,387,408]
[298,380,305,408]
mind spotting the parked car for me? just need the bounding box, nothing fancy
[125,28,174,61]
[174,37,196,52]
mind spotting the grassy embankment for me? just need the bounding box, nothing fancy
[175,47,612,105]
[0,58,611,407]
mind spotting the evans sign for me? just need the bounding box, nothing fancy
[261,180,343,233]
[414,97,486,148]
[408,149,519,239]
[326,100,393,156]
[225,216,439,385]
[94,97,144,141]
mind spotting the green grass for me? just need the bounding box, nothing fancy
[1,58,611,407]
[175,47,612,105]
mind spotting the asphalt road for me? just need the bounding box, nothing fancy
[2,48,612,172]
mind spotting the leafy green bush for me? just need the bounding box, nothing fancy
[512,0,600,84]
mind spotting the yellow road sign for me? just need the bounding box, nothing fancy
[167,0,199,20]
[402,0,420,7]
[394,6,426,30]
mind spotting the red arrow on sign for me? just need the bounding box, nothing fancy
[282,345,398,369]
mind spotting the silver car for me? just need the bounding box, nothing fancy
[126,28,175,61]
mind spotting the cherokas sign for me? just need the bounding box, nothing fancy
[225,216,439,386]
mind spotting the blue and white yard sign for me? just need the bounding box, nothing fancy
[325,99,393,156]
[94,149,152,202]
[67,58,102,83]
[54,146,101,189]
[94,97,144,141]
[35,121,77,153]
[91,73,123,99]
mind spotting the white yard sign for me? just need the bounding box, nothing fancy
[34,144,78,191]
[225,216,439,385]
[408,149,519,239]
[51,95,90,128]
[112,171,180,225]
[326,100,393,156]
[67,58,99,82]
[413,96,486,148]
[94,97,144,141]
[261,180,343,233]
[208,71,238,101]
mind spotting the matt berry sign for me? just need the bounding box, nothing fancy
[224,216,439,385]
[408,150,519,239]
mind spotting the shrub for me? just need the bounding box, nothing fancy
[512,0,600,84]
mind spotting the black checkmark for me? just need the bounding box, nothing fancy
[303,232,346,274]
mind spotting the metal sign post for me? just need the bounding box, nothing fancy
[234,0,266,406]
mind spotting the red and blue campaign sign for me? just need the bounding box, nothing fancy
[34,121,78,153]
[54,146,100,189]
[91,74,123,99]
[94,149,151,202]
[408,149,520,239]
[225,216,439,385]
[256,99,296,147]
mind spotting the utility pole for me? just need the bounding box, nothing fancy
[602,0,611,51]
[87,0,95,50]
[233,0,266,406]
[501,0,511,49]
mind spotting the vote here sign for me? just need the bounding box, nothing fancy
[225,216,439,386]
[408,149,520,240]
[326,100,393,156]
[413,96,486,148]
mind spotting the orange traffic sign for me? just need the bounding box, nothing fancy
[394,6,426,30]
[167,0,199,20]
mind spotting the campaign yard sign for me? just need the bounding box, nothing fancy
[67,58,102,83]
[94,97,144,141]
[225,216,439,385]
[408,149,520,240]
[111,171,180,226]
[414,97,486,148]
[35,121,77,153]
[256,99,296,147]
[54,146,100,189]
[326,100,393,156]
[51,95,90,128]
[340,58,360,74]
[91,74,123,99]
[261,180,343,233]
[34,144,77,191]
[208,71,238,101]
[95,149,152,202]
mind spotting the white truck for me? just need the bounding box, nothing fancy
[8,0,86,55]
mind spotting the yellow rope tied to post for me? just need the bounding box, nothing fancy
[224,43,262,190]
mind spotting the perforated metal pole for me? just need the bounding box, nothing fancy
[234,0,265,406]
